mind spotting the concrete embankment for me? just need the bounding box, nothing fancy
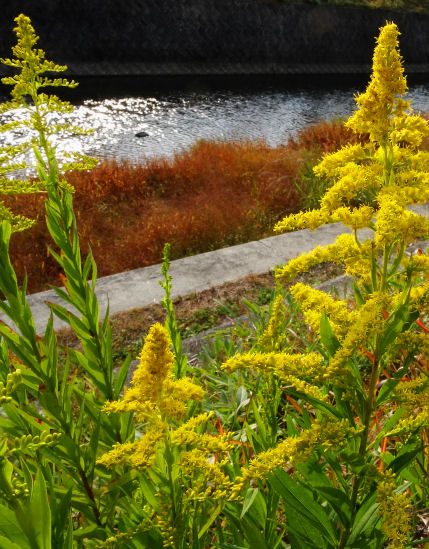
[1,202,428,335]
[0,1,428,76]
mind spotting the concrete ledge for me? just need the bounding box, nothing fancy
[1,203,428,335]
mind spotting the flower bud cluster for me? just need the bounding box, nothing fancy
[0,369,21,405]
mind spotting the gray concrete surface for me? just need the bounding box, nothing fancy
[1,203,428,335]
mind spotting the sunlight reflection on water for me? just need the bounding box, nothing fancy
[2,83,429,165]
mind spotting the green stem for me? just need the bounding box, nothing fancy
[338,347,380,549]
[380,244,390,293]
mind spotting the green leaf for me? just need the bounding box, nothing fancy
[138,475,160,511]
[84,414,100,482]
[215,543,248,549]
[340,451,366,474]
[240,515,271,549]
[375,378,402,407]
[320,311,340,357]
[0,504,29,548]
[352,280,365,308]
[28,470,51,549]
[389,447,421,475]
[312,485,351,527]
[269,469,337,547]
[236,386,248,407]
[372,408,404,448]
[113,353,132,399]
[62,514,74,549]
[251,399,268,447]
[198,503,224,540]
[0,535,25,549]
[347,495,380,547]
[240,487,259,519]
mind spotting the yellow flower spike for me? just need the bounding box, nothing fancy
[0,14,95,231]
[346,22,408,144]
[320,163,381,211]
[290,282,356,339]
[128,322,174,403]
[96,441,140,468]
[236,419,362,486]
[314,143,368,179]
[376,469,412,549]
[275,233,372,283]
[274,207,334,233]
[257,293,288,351]
[322,292,390,383]
[334,205,375,231]
[222,350,323,378]
[275,243,337,282]
[375,195,429,248]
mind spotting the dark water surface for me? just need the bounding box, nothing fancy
[2,75,429,163]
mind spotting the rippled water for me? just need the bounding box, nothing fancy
[2,78,429,164]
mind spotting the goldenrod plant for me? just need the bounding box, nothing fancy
[0,12,429,549]
[0,14,134,547]
[222,22,429,548]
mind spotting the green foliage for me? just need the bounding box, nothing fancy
[160,243,188,378]
[0,12,428,549]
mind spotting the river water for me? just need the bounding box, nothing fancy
[2,76,429,163]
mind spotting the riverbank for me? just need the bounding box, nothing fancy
[4,120,363,294]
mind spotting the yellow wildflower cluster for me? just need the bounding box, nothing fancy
[97,519,154,549]
[275,22,429,292]
[275,233,373,284]
[386,376,429,436]
[257,293,288,351]
[274,207,334,233]
[98,323,239,533]
[375,195,429,247]
[103,323,203,423]
[322,292,390,382]
[180,448,239,502]
[231,419,363,493]
[0,14,96,232]
[0,369,21,405]
[222,348,326,401]
[98,324,223,470]
[346,24,409,143]
[376,469,412,549]
[320,163,381,211]
[290,282,356,339]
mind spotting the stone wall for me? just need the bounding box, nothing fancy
[0,1,428,75]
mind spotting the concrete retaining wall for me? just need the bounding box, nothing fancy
[0,1,428,76]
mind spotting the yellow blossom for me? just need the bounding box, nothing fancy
[290,282,356,339]
[274,207,333,233]
[257,293,288,351]
[275,233,372,283]
[314,143,368,178]
[233,419,362,490]
[320,163,381,211]
[275,243,337,282]
[375,195,429,248]
[346,23,408,143]
[334,205,375,231]
[322,292,390,382]
[222,350,323,378]
[377,469,412,549]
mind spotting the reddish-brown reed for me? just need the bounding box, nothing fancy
[4,119,359,293]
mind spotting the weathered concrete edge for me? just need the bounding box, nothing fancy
[2,203,428,335]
